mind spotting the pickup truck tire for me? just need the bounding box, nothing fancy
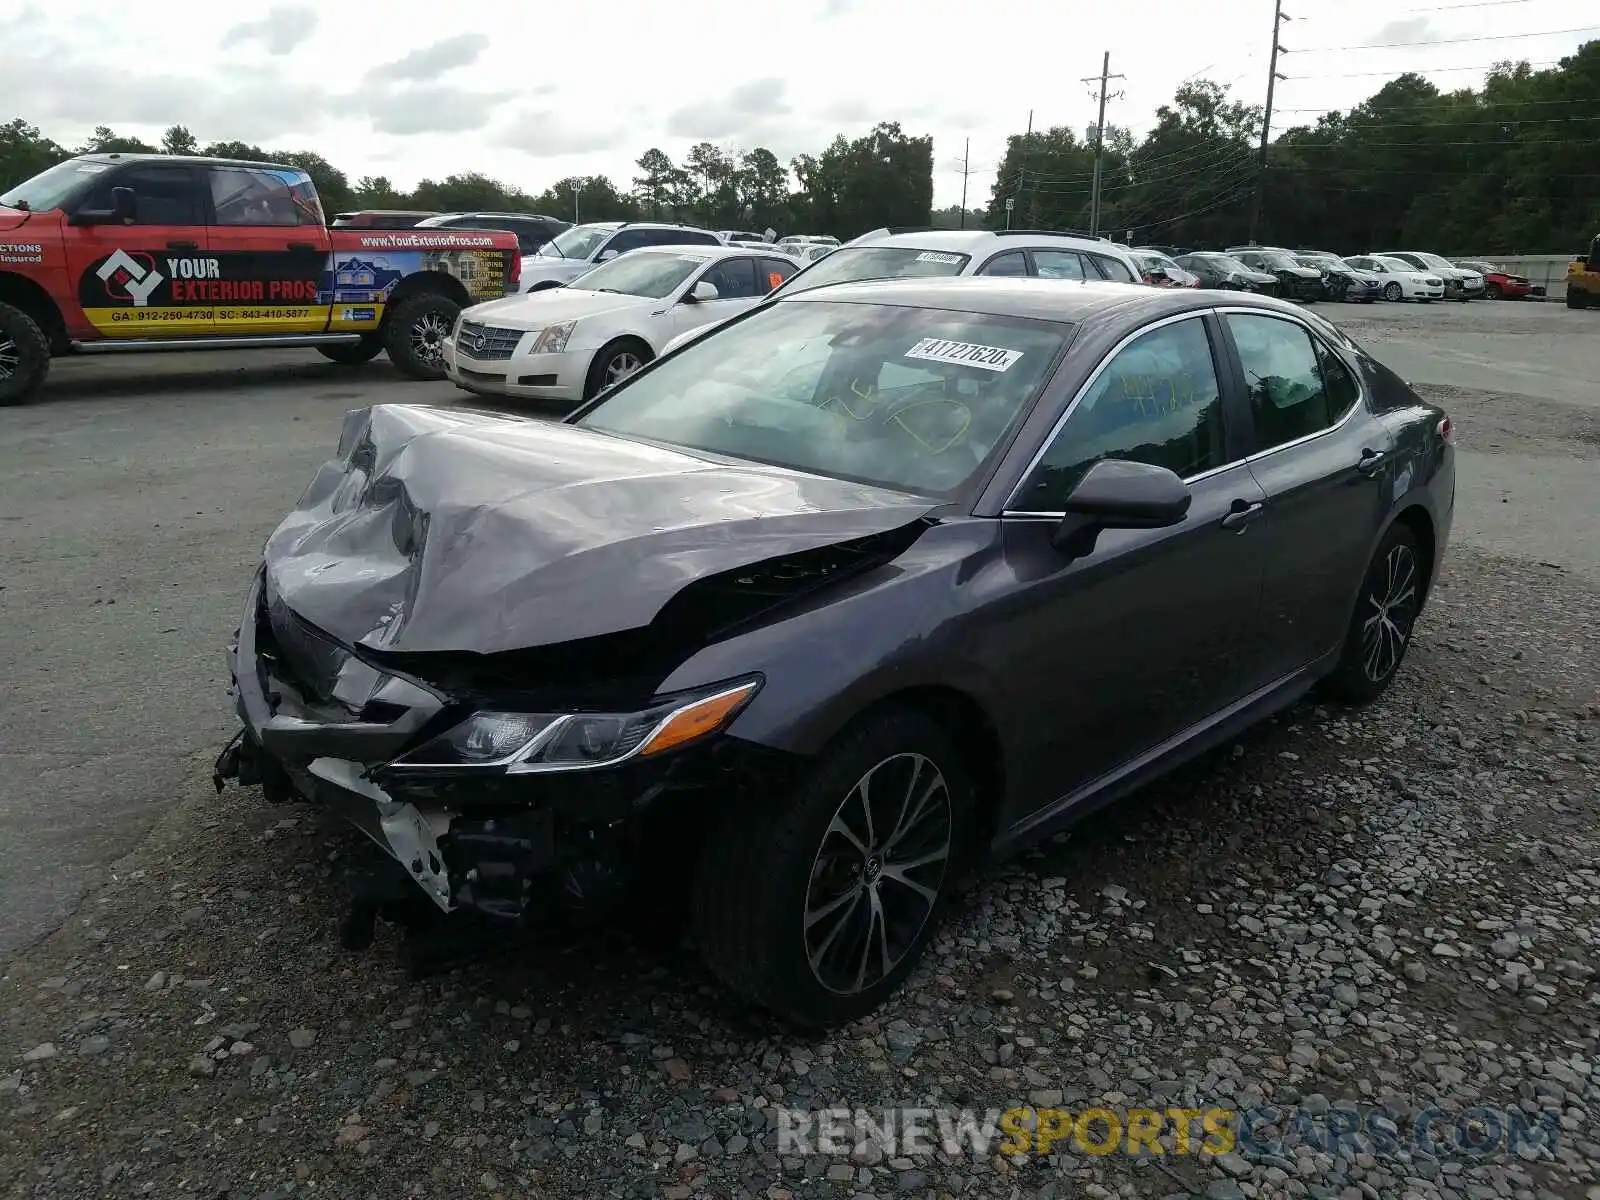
[317,336,384,366]
[1568,289,1588,310]
[0,301,50,407]
[383,293,458,380]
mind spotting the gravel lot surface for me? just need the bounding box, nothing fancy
[2,303,1597,1200]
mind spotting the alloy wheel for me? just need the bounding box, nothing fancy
[1360,543,1419,683]
[410,313,451,367]
[603,351,643,388]
[0,333,17,381]
[1384,282,1403,302]
[803,753,953,996]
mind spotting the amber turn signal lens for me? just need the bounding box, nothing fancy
[638,682,760,757]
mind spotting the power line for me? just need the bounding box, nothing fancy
[1281,58,1563,77]
[1276,94,1599,111]
[1282,113,1600,127]
[1290,24,1598,51]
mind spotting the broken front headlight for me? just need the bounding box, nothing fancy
[389,679,761,774]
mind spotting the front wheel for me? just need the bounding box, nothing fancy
[583,338,652,400]
[317,336,384,366]
[1485,284,1502,300]
[1322,522,1424,705]
[1567,289,1589,309]
[692,707,975,1027]
[383,293,459,380]
[1383,282,1403,302]
[0,301,50,406]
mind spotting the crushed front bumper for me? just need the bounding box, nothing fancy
[215,570,799,924]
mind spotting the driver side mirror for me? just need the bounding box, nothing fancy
[684,280,720,303]
[1050,459,1192,553]
[70,185,136,226]
[598,248,619,262]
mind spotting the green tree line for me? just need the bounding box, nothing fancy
[0,119,934,238]
[987,40,1598,254]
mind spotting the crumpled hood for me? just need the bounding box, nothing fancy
[462,288,651,329]
[262,404,935,656]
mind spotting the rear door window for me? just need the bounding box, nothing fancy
[1087,253,1137,283]
[1032,250,1089,280]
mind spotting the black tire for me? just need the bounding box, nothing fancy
[0,301,50,406]
[583,338,652,401]
[382,292,460,381]
[1383,282,1403,302]
[1322,522,1425,705]
[1330,278,1349,303]
[692,706,976,1027]
[1567,289,1588,310]
[317,336,384,366]
[1485,283,1502,300]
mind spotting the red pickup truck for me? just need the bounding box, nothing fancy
[0,153,522,405]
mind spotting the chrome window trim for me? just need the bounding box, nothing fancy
[999,304,1368,518]
[999,310,1220,515]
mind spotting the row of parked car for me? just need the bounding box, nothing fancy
[1132,244,1541,304]
[431,220,1547,411]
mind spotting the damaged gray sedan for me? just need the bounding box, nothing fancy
[216,276,1455,1027]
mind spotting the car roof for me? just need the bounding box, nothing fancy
[848,229,1123,253]
[619,244,789,261]
[775,275,1313,326]
[76,151,299,173]
[420,211,564,222]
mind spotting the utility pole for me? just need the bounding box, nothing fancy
[959,138,970,229]
[1084,53,1126,239]
[1248,0,1289,245]
[1008,110,1033,230]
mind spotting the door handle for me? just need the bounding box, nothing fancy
[1357,448,1387,477]
[1220,499,1265,532]
[166,240,199,250]
[287,241,319,252]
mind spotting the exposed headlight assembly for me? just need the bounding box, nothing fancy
[530,321,576,355]
[388,678,761,774]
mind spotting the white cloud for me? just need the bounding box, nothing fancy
[220,6,317,56]
[5,0,1593,209]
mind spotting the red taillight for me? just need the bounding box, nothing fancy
[507,252,521,292]
[1437,416,1454,445]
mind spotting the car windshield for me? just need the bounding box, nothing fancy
[1294,256,1329,269]
[1416,252,1455,270]
[1200,254,1250,273]
[1375,256,1417,273]
[0,158,109,211]
[769,246,972,299]
[536,225,613,260]
[1253,250,1299,270]
[575,299,1070,498]
[568,251,709,299]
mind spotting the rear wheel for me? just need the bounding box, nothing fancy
[383,293,459,380]
[1323,522,1424,705]
[1568,288,1589,310]
[0,301,50,406]
[317,336,384,366]
[1383,282,1403,302]
[1485,283,1502,300]
[583,338,652,400]
[692,707,974,1027]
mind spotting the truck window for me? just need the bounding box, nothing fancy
[208,167,311,226]
[82,164,201,225]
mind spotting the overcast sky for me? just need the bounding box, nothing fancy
[2,0,1593,211]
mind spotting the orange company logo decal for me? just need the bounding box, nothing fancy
[96,249,164,306]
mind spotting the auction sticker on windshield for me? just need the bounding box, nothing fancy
[905,337,1023,372]
[915,252,964,264]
